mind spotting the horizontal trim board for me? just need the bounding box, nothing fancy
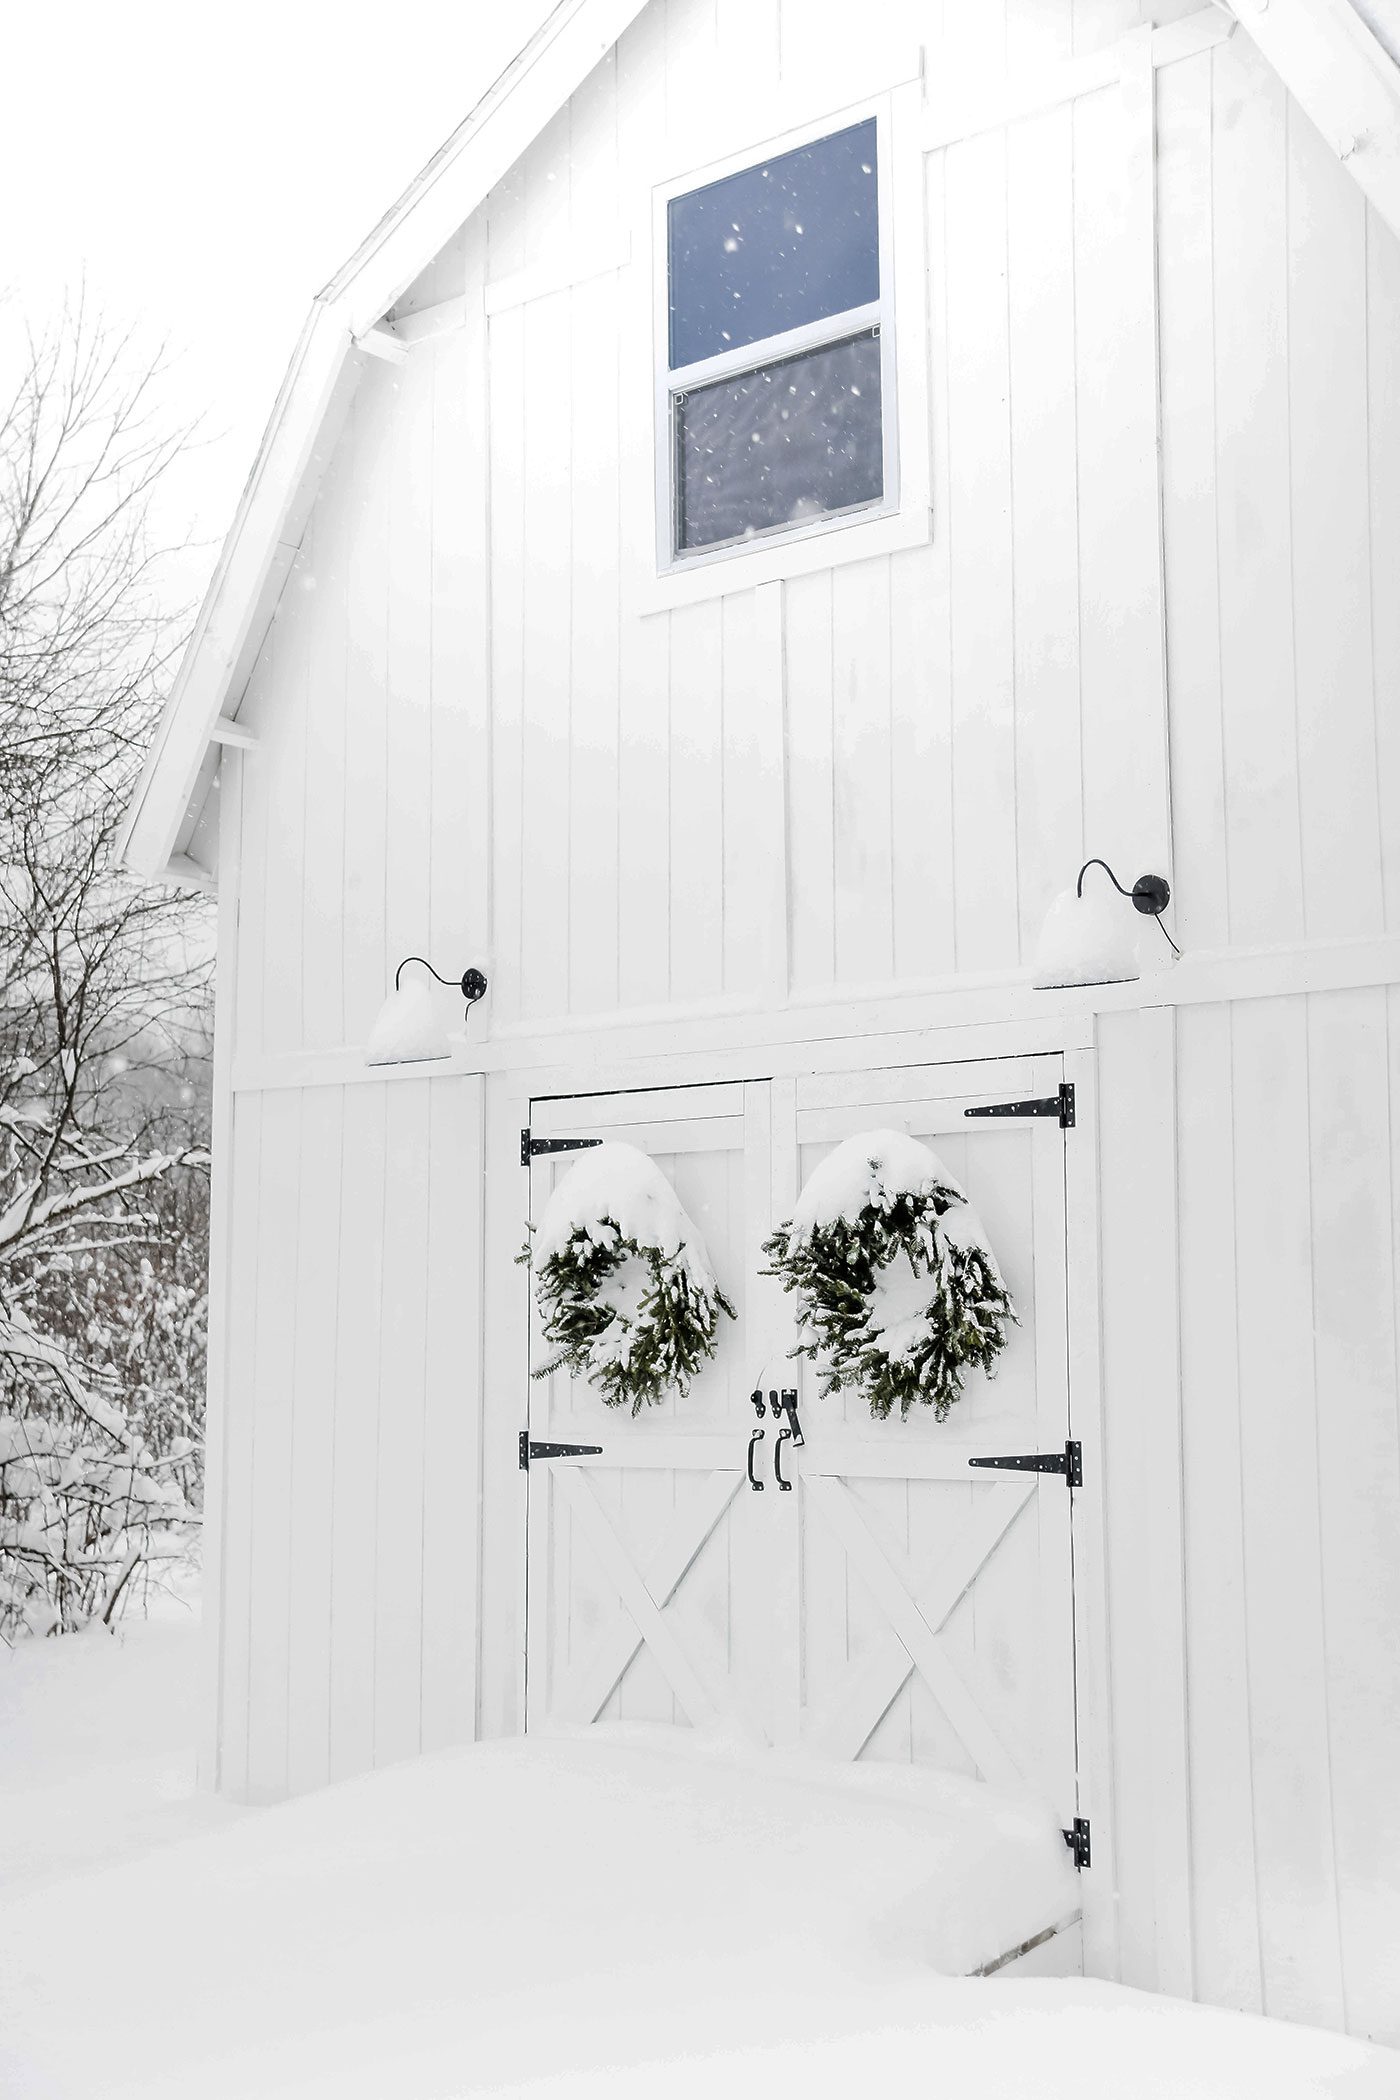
[228,937,1400,1097]
[484,234,630,315]
[532,1082,748,1128]
[922,10,1234,152]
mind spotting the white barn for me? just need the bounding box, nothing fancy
[123,0,1400,2043]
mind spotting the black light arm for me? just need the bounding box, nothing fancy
[393,956,489,1007]
[1075,860,1180,957]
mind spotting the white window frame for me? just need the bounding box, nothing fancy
[640,82,930,611]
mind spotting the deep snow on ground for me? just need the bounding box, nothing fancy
[0,1587,241,1897]
[1,1609,1397,2100]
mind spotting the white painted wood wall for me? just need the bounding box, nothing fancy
[205,0,1400,2051]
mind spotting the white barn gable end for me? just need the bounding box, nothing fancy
[128,0,1400,2046]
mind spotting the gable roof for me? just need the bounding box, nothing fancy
[119,0,1400,882]
[118,0,651,881]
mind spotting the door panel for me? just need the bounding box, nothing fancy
[525,1082,783,1743]
[524,1057,1078,1823]
[790,1057,1077,1818]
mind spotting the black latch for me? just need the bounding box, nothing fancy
[1062,1817,1091,1870]
[521,1131,604,1167]
[965,1083,1075,1129]
[969,1441,1082,1488]
[519,1434,603,1470]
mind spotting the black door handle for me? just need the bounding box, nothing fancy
[779,1390,804,1447]
[774,1426,793,1491]
[747,1426,765,1491]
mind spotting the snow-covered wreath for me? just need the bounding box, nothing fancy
[763,1129,1016,1422]
[520,1143,736,1415]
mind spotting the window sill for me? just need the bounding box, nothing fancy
[625,499,933,618]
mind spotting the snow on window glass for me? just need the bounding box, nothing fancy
[667,119,879,369]
[675,331,883,552]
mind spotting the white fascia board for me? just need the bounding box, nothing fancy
[1231,0,1400,242]
[334,0,652,335]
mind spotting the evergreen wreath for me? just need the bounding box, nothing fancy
[763,1129,1016,1422]
[520,1142,736,1416]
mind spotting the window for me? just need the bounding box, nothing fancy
[661,116,891,564]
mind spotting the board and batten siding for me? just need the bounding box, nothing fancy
[1099,990,1400,2043]
[210,1072,484,1800]
[206,0,1400,2050]
[226,0,1400,1066]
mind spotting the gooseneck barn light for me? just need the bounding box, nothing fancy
[364,956,489,1067]
[1032,858,1179,991]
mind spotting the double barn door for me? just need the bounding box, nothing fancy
[523,1058,1079,1820]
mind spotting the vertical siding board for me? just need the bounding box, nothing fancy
[218,1092,263,1798]
[831,558,895,984]
[328,1085,387,1780]
[668,600,725,1001]
[488,302,527,1028]
[342,378,394,1046]
[518,288,574,1024]
[889,544,956,980]
[244,1087,303,1800]
[944,129,1018,972]
[783,569,836,993]
[1157,54,1230,953]
[478,1078,531,1741]
[567,57,622,1018]
[721,585,787,1002]
[259,557,311,1055]
[428,216,491,980]
[1307,990,1400,2042]
[285,1087,343,1797]
[1367,207,1400,938]
[1097,1009,1193,1997]
[1286,111,1380,944]
[1005,104,1082,960]
[1210,36,1305,949]
[1073,71,1171,890]
[1177,1003,1263,2013]
[1231,996,1346,2028]
[420,1076,485,1754]
[373,1080,433,1769]
[385,350,436,1013]
[299,445,350,1052]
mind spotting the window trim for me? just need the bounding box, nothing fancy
[652,96,902,581]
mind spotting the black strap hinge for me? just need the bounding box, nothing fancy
[964,1082,1075,1129]
[521,1130,604,1167]
[1062,1817,1091,1870]
[968,1441,1082,1488]
[520,1433,604,1470]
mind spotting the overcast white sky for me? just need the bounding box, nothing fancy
[2,0,554,600]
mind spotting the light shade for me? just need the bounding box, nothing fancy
[1032,883,1139,990]
[364,977,451,1066]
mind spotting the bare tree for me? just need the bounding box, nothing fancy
[0,299,213,1638]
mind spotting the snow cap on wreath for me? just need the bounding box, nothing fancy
[523,1142,735,1414]
[764,1128,1016,1422]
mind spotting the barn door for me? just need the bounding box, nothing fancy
[782,1057,1078,1820]
[523,1082,785,1743]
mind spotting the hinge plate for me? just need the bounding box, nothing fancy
[521,1131,604,1168]
[968,1440,1082,1488]
[520,1433,604,1470]
[1062,1817,1091,1871]
[965,1082,1075,1129]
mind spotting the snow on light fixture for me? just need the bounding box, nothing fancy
[364,957,488,1067]
[1032,859,1178,991]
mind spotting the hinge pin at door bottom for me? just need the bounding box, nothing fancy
[1062,1817,1091,1871]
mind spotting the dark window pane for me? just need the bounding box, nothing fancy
[675,332,883,553]
[668,119,878,368]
